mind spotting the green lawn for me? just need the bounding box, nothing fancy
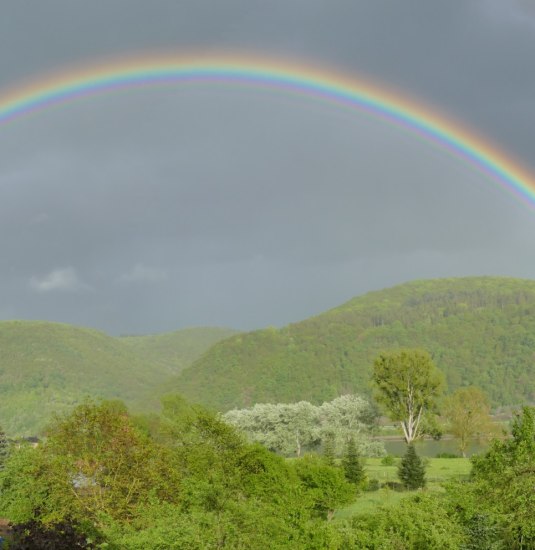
[335,457,471,519]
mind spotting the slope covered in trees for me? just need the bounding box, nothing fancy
[170,277,535,411]
[0,322,236,435]
[119,326,239,374]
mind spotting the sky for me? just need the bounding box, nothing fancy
[1,0,535,335]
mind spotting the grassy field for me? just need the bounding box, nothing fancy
[335,457,471,518]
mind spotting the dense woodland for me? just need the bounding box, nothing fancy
[1,277,535,436]
[172,277,535,410]
[0,324,235,435]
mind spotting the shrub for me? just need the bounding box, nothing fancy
[366,479,380,492]
[380,454,396,466]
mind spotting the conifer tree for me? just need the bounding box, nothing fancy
[398,444,426,490]
[322,431,336,466]
[342,436,365,487]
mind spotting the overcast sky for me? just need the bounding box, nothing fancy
[1,1,535,335]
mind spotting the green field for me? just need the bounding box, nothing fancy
[335,457,471,518]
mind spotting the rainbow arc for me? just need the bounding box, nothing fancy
[0,54,534,208]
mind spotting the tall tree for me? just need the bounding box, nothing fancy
[443,386,495,457]
[342,436,365,488]
[223,401,320,456]
[318,394,379,447]
[322,431,336,466]
[372,349,443,444]
[398,444,426,490]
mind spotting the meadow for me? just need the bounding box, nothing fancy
[335,457,472,518]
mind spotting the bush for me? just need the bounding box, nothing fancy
[436,452,459,458]
[366,479,380,492]
[380,454,396,466]
[293,454,355,520]
[381,481,404,491]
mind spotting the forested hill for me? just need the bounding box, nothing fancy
[169,277,535,411]
[119,327,239,374]
[0,322,236,435]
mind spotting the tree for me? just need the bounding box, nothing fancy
[342,436,366,488]
[372,349,443,444]
[398,444,426,490]
[223,401,320,456]
[322,431,336,466]
[293,454,354,520]
[443,386,495,457]
[318,394,380,454]
[224,395,384,458]
[468,406,535,548]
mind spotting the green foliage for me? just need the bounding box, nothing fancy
[462,514,504,550]
[292,454,355,520]
[322,431,336,466]
[338,493,467,549]
[398,444,426,490]
[1,397,334,548]
[0,321,236,436]
[3,396,534,549]
[0,400,181,530]
[466,406,535,548]
[119,326,239,375]
[169,277,535,411]
[342,436,366,487]
[443,386,495,457]
[373,349,443,444]
[0,427,9,469]
[380,454,396,466]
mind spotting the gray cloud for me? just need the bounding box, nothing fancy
[29,267,90,293]
[1,1,535,334]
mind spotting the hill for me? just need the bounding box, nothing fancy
[0,322,236,435]
[169,277,535,411]
[119,327,238,375]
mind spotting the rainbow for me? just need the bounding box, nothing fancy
[1,53,534,208]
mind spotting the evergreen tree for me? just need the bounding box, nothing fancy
[322,431,336,466]
[0,427,8,470]
[342,436,365,487]
[398,444,426,490]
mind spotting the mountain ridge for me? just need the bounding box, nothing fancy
[0,321,237,435]
[167,276,535,411]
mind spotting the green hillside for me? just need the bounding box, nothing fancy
[0,322,236,435]
[119,327,239,375]
[169,277,535,411]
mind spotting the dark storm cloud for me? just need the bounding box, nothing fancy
[1,1,535,334]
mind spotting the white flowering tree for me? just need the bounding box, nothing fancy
[223,401,320,456]
[223,394,384,457]
[318,395,383,456]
